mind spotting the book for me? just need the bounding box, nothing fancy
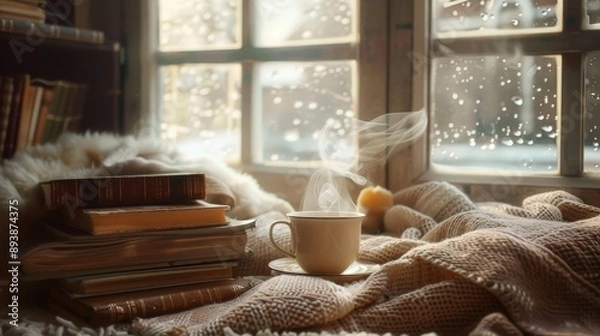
[49,278,257,326]
[15,73,37,149]
[40,80,69,143]
[62,200,230,235]
[3,74,26,158]
[25,84,43,145]
[0,17,105,44]
[40,172,207,211]
[43,217,255,241]
[0,76,14,154]
[0,0,45,23]
[63,83,86,133]
[22,219,255,278]
[57,261,238,296]
[31,79,56,144]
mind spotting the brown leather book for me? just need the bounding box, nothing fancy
[57,262,238,296]
[40,173,206,211]
[22,219,255,279]
[2,74,26,158]
[49,278,257,326]
[59,200,229,235]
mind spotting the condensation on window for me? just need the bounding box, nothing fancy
[256,61,356,165]
[253,0,355,46]
[434,0,561,37]
[160,64,242,162]
[430,55,560,173]
[584,51,600,172]
[158,0,241,51]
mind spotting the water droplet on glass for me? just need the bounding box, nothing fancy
[541,125,553,132]
[511,19,519,26]
[511,96,524,106]
[481,12,489,21]
[502,138,514,146]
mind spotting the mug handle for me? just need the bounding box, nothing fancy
[269,220,296,258]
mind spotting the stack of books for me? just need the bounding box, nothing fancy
[0,75,88,158]
[0,0,46,23]
[21,173,256,326]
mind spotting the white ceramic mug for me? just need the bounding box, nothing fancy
[269,211,364,275]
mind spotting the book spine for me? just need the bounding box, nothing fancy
[91,279,255,325]
[32,86,53,144]
[0,17,104,44]
[3,75,26,158]
[46,174,206,211]
[0,77,14,155]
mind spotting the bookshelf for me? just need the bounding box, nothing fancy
[0,23,122,156]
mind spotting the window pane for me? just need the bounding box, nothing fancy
[158,0,241,51]
[256,61,356,165]
[587,0,600,28]
[584,51,600,172]
[430,55,560,172]
[253,0,356,47]
[160,64,242,162]
[433,0,560,37]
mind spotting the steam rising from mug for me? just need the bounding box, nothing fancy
[301,109,427,212]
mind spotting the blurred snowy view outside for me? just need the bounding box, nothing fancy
[432,1,600,174]
[433,0,560,37]
[158,0,356,164]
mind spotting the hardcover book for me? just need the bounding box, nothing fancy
[49,278,257,326]
[0,76,14,154]
[22,219,255,278]
[43,217,255,241]
[2,74,26,158]
[40,172,206,211]
[0,17,105,43]
[58,261,238,296]
[60,200,229,235]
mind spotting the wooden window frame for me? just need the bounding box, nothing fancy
[388,0,600,205]
[123,0,394,208]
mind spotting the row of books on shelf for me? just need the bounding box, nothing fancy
[0,0,46,23]
[21,172,257,326]
[1,1,105,45]
[0,14,106,44]
[0,74,88,158]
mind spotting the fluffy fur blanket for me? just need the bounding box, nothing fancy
[0,132,294,240]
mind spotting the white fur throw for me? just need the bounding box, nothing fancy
[0,132,294,240]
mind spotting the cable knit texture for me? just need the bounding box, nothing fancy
[132,181,600,336]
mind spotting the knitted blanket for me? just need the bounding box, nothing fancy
[132,182,600,336]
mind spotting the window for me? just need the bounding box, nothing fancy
[420,0,600,197]
[131,0,391,206]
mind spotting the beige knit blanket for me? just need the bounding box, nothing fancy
[131,182,600,336]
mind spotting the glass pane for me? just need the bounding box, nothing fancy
[256,61,356,164]
[158,0,241,51]
[253,0,356,47]
[160,64,242,162]
[587,0,600,28]
[584,51,600,172]
[433,0,560,37]
[430,55,560,173]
